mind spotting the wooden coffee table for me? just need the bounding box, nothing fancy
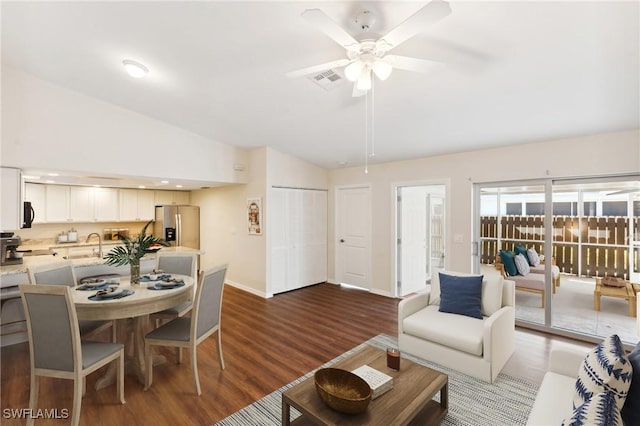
[594,278,637,317]
[282,345,448,425]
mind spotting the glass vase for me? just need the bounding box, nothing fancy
[130,259,141,285]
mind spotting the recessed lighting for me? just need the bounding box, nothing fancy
[47,173,59,176]
[176,185,183,188]
[122,59,149,78]
[138,185,146,189]
[160,180,169,184]
[45,180,55,184]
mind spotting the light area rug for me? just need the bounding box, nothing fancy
[215,334,539,426]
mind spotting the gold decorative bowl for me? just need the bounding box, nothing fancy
[314,368,372,414]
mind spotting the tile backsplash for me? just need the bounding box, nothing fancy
[16,222,151,247]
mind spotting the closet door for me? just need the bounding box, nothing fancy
[301,190,328,286]
[270,188,327,295]
[270,188,289,294]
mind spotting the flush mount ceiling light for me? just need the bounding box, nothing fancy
[122,59,149,78]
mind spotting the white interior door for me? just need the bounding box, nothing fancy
[399,187,428,296]
[336,186,371,290]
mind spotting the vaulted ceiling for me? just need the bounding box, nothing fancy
[2,1,639,174]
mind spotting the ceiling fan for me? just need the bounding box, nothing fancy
[286,0,452,97]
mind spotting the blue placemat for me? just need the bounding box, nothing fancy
[140,274,172,282]
[88,289,135,301]
[76,283,110,291]
[147,281,185,290]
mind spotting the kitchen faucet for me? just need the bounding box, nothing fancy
[86,232,103,258]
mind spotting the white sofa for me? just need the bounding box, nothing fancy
[526,345,589,425]
[398,272,515,383]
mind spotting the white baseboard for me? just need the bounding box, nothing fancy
[225,280,269,299]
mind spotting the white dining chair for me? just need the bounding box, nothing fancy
[144,264,227,396]
[150,252,198,326]
[19,284,125,426]
[27,261,115,341]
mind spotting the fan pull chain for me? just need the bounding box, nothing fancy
[370,79,376,157]
[364,89,369,174]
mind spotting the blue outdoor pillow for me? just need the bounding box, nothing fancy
[499,250,518,276]
[438,273,483,319]
[621,341,640,425]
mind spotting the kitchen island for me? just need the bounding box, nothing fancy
[0,246,203,346]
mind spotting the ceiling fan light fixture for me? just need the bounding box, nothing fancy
[122,59,149,78]
[372,59,393,81]
[356,69,372,91]
[344,60,365,82]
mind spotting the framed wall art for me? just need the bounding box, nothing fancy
[247,197,262,235]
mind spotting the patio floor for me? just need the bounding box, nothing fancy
[480,265,639,345]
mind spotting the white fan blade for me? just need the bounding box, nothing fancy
[286,58,350,78]
[379,0,452,51]
[385,55,442,73]
[302,9,359,48]
[352,83,367,97]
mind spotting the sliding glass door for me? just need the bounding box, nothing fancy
[474,175,640,345]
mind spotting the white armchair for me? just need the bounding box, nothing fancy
[398,272,515,383]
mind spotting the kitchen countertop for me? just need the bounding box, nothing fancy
[48,240,124,249]
[0,246,204,276]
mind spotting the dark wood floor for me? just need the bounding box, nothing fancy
[0,283,590,425]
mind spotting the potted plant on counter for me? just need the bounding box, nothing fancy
[104,220,168,284]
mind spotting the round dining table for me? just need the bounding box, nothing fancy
[72,274,194,390]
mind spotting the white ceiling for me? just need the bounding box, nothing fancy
[2,1,639,187]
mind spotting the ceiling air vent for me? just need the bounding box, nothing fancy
[307,69,344,91]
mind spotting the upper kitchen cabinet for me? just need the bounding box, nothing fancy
[155,190,190,206]
[45,185,70,222]
[119,189,155,221]
[69,186,95,222]
[30,184,119,223]
[93,188,119,222]
[1,167,22,231]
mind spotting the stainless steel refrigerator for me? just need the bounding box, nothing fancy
[154,205,200,249]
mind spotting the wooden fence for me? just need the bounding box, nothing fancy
[480,215,640,279]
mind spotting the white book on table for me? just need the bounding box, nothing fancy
[351,365,394,399]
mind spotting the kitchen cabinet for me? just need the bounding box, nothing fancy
[155,190,190,206]
[69,186,95,222]
[119,189,155,221]
[1,167,22,231]
[24,183,46,224]
[45,185,70,222]
[269,188,327,295]
[36,185,118,223]
[94,188,119,222]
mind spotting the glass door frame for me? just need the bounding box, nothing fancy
[473,173,640,347]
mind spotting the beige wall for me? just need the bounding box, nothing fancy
[192,148,267,296]
[328,129,640,297]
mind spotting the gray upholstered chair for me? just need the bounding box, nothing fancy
[150,253,198,325]
[27,261,115,341]
[19,284,125,426]
[144,264,227,395]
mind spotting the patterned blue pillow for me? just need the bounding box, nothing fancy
[573,335,633,411]
[562,391,622,426]
[621,341,640,425]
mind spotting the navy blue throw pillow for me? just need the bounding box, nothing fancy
[438,273,483,319]
[621,341,640,425]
